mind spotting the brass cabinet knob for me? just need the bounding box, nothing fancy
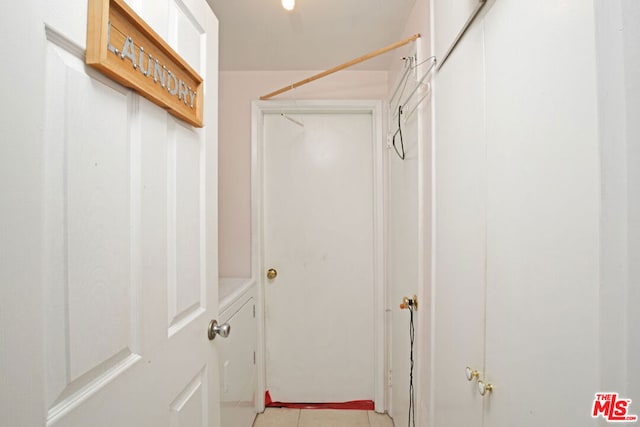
[266,268,278,280]
[465,367,480,382]
[478,380,493,396]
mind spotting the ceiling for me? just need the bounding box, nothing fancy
[206,0,417,71]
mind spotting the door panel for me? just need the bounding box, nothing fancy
[169,120,207,334]
[43,33,144,422]
[169,369,208,427]
[263,111,375,403]
[432,18,486,427]
[170,0,203,71]
[2,0,219,425]
[483,1,600,425]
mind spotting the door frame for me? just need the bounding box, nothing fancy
[251,100,386,412]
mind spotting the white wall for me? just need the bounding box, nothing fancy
[385,0,432,425]
[218,70,388,278]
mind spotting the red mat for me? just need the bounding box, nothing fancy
[264,391,374,410]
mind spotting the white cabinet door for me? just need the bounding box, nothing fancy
[432,19,486,427]
[0,0,220,426]
[432,2,636,427]
[219,296,257,427]
[482,1,600,425]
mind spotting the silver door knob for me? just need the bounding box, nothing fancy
[208,320,231,340]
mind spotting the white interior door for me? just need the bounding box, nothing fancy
[0,0,219,426]
[260,106,381,404]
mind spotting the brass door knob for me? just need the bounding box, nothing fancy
[266,268,278,280]
[465,367,480,382]
[478,380,493,396]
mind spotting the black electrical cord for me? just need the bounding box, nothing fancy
[392,105,405,160]
[408,305,415,427]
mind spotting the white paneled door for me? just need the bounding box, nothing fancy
[0,0,219,426]
[257,103,383,406]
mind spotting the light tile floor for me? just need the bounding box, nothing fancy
[252,408,394,427]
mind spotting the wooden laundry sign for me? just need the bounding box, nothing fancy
[86,0,203,127]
